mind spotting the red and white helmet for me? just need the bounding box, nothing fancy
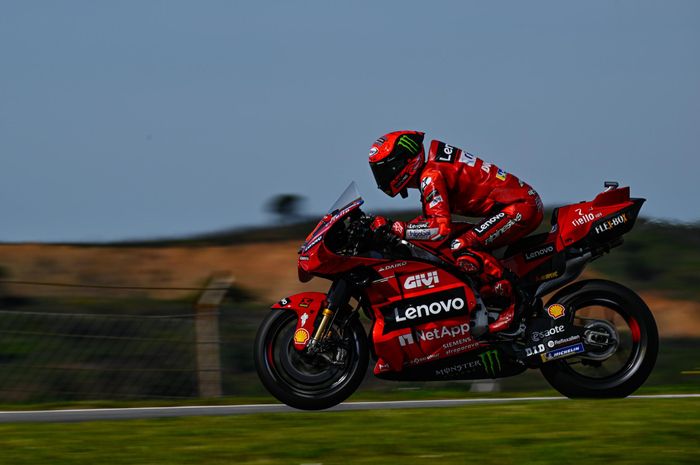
[368,130,425,198]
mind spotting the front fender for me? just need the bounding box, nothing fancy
[272,292,328,350]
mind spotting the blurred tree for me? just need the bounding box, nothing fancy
[266,194,305,224]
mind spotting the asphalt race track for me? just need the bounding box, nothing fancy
[1,394,698,423]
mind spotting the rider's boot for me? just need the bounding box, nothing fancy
[456,250,518,334]
[488,280,516,333]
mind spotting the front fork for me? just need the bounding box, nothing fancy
[306,278,351,354]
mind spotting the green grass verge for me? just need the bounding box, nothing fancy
[0,398,698,464]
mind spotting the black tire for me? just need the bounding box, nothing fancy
[540,279,658,398]
[254,309,369,410]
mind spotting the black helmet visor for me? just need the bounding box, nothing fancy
[370,155,407,193]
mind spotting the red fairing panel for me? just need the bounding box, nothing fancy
[501,231,559,279]
[364,261,482,374]
[272,292,327,351]
[397,140,542,244]
[298,198,386,282]
[555,187,633,250]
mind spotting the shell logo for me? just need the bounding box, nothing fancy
[547,304,566,320]
[293,328,310,345]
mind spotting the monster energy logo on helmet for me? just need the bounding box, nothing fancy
[479,350,501,377]
[397,135,420,155]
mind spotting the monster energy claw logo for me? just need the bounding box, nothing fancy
[479,350,501,377]
[398,135,420,154]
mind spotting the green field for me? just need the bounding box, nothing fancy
[0,398,698,465]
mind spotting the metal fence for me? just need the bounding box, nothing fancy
[0,305,269,402]
[0,277,266,403]
[0,309,198,401]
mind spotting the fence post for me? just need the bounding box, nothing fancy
[194,275,234,398]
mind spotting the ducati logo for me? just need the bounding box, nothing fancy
[403,271,439,290]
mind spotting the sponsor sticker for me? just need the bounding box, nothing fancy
[398,323,472,347]
[547,335,580,348]
[547,304,566,320]
[571,208,603,228]
[524,244,554,262]
[398,135,421,155]
[458,151,477,167]
[408,353,440,365]
[405,228,438,240]
[278,297,290,306]
[393,172,411,188]
[480,350,501,377]
[474,212,506,237]
[535,271,559,282]
[429,195,444,208]
[525,343,546,357]
[435,142,457,162]
[378,262,407,273]
[300,313,309,327]
[594,213,629,235]
[301,235,323,253]
[375,360,391,373]
[403,271,440,290]
[398,333,415,347]
[383,288,469,332]
[484,212,521,245]
[450,239,462,250]
[369,147,379,157]
[531,325,565,342]
[496,168,507,181]
[293,328,310,345]
[541,343,585,362]
[435,360,481,377]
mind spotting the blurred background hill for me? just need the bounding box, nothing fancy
[1,207,699,329]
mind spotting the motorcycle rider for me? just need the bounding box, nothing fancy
[368,130,543,334]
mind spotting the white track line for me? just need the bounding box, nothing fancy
[0,394,698,423]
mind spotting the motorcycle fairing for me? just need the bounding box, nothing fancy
[297,198,387,282]
[554,188,644,250]
[502,188,644,285]
[375,346,527,381]
[364,260,482,374]
[519,302,586,366]
[272,291,327,350]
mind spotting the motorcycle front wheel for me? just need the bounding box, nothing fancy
[254,309,369,410]
[540,279,658,398]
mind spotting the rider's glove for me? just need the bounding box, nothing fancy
[370,216,405,241]
[370,215,388,232]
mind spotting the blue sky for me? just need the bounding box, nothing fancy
[1,1,698,242]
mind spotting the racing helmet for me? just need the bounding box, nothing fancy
[368,130,425,198]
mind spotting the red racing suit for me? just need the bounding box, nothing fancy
[393,140,544,278]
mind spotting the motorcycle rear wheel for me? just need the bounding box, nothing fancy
[254,309,368,410]
[540,279,658,398]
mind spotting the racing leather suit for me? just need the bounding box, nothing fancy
[392,140,544,330]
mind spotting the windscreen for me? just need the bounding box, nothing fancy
[327,181,364,214]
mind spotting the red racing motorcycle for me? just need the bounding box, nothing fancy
[254,181,658,409]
